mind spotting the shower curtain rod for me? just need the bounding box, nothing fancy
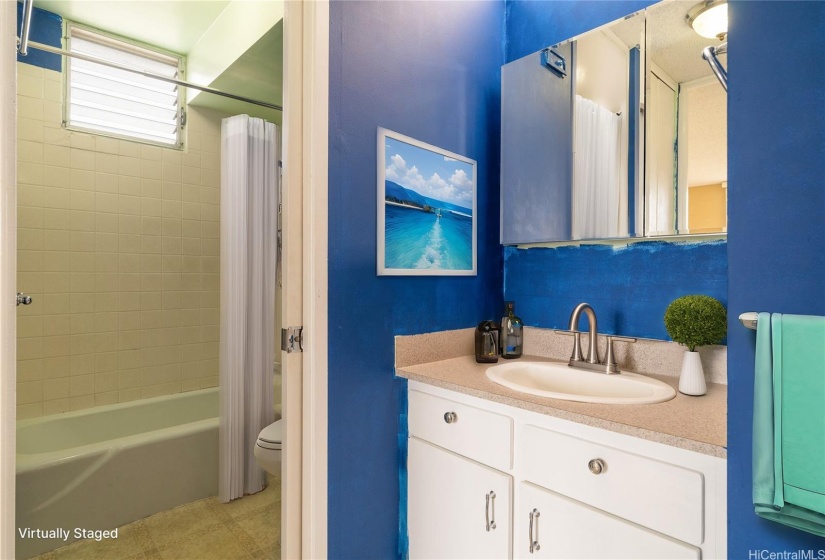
[17,39,284,112]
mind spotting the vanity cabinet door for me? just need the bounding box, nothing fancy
[515,482,700,560]
[408,437,512,560]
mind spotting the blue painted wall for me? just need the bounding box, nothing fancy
[16,4,62,71]
[727,1,825,556]
[328,2,504,557]
[504,241,727,339]
[505,0,653,63]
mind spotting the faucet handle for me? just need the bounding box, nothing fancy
[604,336,637,374]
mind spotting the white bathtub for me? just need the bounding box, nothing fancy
[16,388,219,559]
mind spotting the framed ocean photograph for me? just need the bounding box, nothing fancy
[377,128,477,276]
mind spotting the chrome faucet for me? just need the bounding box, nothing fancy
[559,303,636,375]
[568,303,599,365]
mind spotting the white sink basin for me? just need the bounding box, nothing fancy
[485,361,676,405]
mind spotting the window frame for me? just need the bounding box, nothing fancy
[63,21,187,150]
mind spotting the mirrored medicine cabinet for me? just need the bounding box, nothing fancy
[500,0,728,244]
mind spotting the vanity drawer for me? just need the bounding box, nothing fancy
[408,390,512,471]
[521,424,704,546]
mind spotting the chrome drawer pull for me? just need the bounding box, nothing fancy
[485,491,497,531]
[588,458,606,475]
[443,411,458,424]
[529,508,541,553]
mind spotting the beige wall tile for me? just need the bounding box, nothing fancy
[43,208,71,230]
[71,148,96,171]
[96,172,119,193]
[141,145,162,161]
[18,228,43,251]
[17,81,228,417]
[95,391,118,407]
[44,165,71,188]
[96,213,119,233]
[18,184,44,207]
[95,153,119,174]
[71,169,95,191]
[70,210,95,232]
[70,395,95,411]
[70,293,95,313]
[18,381,44,404]
[119,140,142,158]
[43,398,71,415]
[96,137,119,155]
[43,377,70,400]
[19,206,43,229]
[71,353,96,377]
[43,356,70,379]
[43,316,71,337]
[18,117,44,143]
[17,403,43,420]
[17,358,43,382]
[43,250,71,271]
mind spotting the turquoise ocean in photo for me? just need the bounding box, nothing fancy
[384,203,472,270]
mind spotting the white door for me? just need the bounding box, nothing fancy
[408,437,511,560]
[516,482,700,560]
[645,68,677,236]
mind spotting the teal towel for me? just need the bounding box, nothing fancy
[753,313,825,536]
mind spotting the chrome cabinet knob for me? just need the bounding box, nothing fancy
[443,412,458,424]
[16,293,32,306]
[588,458,606,475]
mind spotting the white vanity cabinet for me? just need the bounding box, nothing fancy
[408,439,512,559]
[406,381,727,560]
[516,482,700,560]
[407,390,514,559]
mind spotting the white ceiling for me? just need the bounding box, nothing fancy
[611,0,727,84]
[33,0,283,121]
[34,0,231,55]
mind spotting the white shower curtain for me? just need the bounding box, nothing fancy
[219,115,278,502]
[573,95,622,239]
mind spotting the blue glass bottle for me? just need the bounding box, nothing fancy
[500,301,523,359]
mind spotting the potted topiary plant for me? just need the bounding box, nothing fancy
[664,295,727,396]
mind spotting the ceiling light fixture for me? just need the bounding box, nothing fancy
[686,0,728,40]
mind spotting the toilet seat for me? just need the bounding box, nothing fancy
[257,419,282,450]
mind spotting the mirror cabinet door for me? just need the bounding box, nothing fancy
[645,0,728,236]
[500,42,574,244]
[499,0,728,244]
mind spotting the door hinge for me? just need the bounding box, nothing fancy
[281,326,303,353]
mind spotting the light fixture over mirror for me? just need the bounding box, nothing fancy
[686,0,728,40]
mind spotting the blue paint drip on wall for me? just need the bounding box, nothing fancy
[504,0,655,64]
[397,382,409,560]
[16,4,62,72]
[504,241,727,341]
[328,2,504,558]
[627,47,639,238]
[727,1,825,555]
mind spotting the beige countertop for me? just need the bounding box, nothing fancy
[396,354,727,459]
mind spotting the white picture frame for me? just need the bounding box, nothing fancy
[377,128,477,276]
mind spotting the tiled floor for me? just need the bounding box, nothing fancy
[32,476,281,560]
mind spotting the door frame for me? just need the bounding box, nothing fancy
[282,0,329,558]
[0,0,17,557]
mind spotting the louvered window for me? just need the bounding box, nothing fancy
[66,25,184,148]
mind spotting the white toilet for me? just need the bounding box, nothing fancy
[254,419,282,476]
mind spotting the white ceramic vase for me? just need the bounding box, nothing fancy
[679,350,707,396]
